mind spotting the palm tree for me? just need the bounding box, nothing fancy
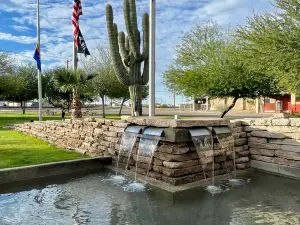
[54,68,96,119]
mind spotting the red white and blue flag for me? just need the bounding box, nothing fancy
[72,0,90,57]
[33,43,41,71]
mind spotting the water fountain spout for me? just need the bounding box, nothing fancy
[136,127,165,182]
[116,125,143,177]
[189,127,214,185]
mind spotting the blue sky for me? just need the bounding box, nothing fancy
[0,0,277,104]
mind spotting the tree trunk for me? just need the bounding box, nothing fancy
[71,91,82,119]
[101,96,106,118]
[220,97,239,118]
[20,101,25,114]
[129,85,142,116]
[118,98,126,116]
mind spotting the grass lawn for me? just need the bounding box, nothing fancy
[0,113,87,169]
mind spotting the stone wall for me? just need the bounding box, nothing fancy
[14,118,249,186]
[240,118,300,170]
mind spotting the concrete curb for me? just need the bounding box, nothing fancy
[251,160,300,179]
[0,157,112,185]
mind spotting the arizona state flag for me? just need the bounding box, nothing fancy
[33,43,41,71]
[77,29,90,57]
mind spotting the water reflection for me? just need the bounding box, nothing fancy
[0,171,300,225]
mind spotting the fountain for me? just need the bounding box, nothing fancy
[137,127,164,180]
[189,126,235,192]
[189,128,214,184]
[214,127,236,178]
[115,125,142,179]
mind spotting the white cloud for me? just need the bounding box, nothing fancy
[0,0,277,103]
[0,32,35,44]
[11,25,31,32]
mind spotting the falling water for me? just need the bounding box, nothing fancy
[116,132,139,176]
[138,137,160,181]
[192,135,214,185]
[216,135,236,178]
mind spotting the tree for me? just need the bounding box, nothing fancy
[1,64,38,114]
[236,0,300,93]
[43,71,73,113]
[54,68,95,119]
[0,52,14,76]
[163,22,279,118]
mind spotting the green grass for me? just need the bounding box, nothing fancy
[0,113,87,169]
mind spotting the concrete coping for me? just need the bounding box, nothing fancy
[0,157,112,185]
[124,117,229,128]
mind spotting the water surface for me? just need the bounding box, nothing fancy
[0,171,300,225]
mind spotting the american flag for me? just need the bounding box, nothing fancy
[72,0,83,48]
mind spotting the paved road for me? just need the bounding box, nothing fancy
[0,106,273,119]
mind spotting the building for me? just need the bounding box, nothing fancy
[262,93,300,113]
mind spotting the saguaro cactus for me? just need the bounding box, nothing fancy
[106,0,149,116]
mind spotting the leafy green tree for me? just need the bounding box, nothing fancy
[1,64,38,114]
[236,0,300,93]
[54,68,95,119]
[163,22,279,117]
[43,71,73,113]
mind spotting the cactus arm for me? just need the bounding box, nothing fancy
[129,0,139,44]
[106,4,129,86]
[141,13,149,61]
[118,32,129,60]
[125,36,130,51]
[141,57,149,85]
[124,0,140,59]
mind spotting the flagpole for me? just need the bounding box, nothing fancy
[37,0,43,121]
[73,42,78,70]
[149,0,156,117]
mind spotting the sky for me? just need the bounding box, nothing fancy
[0,0,277,104]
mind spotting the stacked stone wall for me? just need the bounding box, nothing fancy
[14,118,249,186]
[241,118,300,169]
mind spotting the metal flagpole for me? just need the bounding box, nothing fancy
[37,0,43,121]
[73,42,78,70]
[149,0,156,117]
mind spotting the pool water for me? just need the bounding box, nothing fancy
[0,170,300,225]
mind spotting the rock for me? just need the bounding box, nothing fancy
[155,152,199,162]
[253,118,272,126]
[215,156,227,162]
[153,165,202,177]
[249,148,275,157]
[248,143,281,150]
[163,160,199,169]
[237,151,250,157]
[274,157,300,167]
[271,118,290,126]
[251,155,275,163]
[235,146,244,152]
[275,150,300,161]
[236,163,249,170]
[234,138,247,146]
[250,131,286,139]
[269,139,300,145]
[161,173,204,186]
[248,137,267,144]
[214,149,226,156]
[133,154,152,164]
[157,145,190,155]
[290,118,300,127]
[233,127,244,133]
[153,158,163,166]
[244,126,267,132]
[235,157,249,163]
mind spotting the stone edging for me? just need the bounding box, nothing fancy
[0,157,111,185]
[250,160,300,179]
